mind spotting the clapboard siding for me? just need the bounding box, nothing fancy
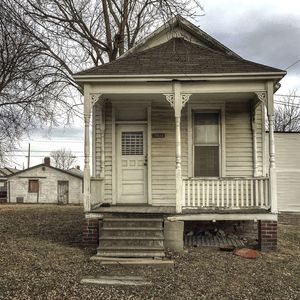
[225,102,254,177]
[151,104,187,206]
[275,133,300,212]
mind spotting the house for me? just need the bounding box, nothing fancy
[73,15,286,255]
[0,167,19,203]
[7,157,83,204]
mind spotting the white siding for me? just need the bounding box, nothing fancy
[8,166,83,204]
[275,133,300,212]
[151,104,188,206]
[225,102,254,177]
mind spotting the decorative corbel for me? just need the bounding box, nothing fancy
[164,94,175,108]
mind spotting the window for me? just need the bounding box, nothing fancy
[193,112,220,177]
[122,132,144,155]
[28,180,39,193]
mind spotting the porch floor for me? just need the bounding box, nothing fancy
[91,205,269,215]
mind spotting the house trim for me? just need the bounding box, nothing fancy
[147,105,152,204]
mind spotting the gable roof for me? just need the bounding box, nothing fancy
[0,167,19,178]
[7,164,83,179]
[75,38,285,76]
[74,15,285,78]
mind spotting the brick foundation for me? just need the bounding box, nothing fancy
[258,220,277,251]
[82,218,99,245]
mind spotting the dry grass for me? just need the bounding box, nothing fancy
[0,204,299,300]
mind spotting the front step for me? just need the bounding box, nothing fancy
[97,216,165,258]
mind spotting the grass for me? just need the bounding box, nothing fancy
[0,204,299,300]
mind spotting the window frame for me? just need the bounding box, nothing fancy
[187,103,226,179]
[28,179,39,193]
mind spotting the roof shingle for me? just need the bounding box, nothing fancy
[75,38,285,76]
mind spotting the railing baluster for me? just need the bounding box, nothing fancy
[255,179,258,206]
[182,180,186,206]
[221,181,224,207]
[197,181,200,207]
[245,180,249,207]
[265,179,269,207]
[212,180,215,205]
[226,180,229,207]
[207,181,210,207]
[235,180,239,207]
[231,180,234,207]
[216,180,220,207]
[192,180,195,207]
[250,180,254,206]
[187,180,190,207]
[241,180,244,207]
[260,179,264,207]
[202,180,205,207]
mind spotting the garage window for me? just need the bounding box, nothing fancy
[28,180,39,193]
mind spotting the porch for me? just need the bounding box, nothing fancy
[82,81,277,216]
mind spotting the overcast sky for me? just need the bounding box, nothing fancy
[12,0,300,169]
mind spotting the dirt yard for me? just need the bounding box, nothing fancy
[0,205,299,300]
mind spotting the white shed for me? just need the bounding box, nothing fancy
[7,158,83,205]
[275,133,300,212]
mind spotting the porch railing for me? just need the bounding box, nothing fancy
[182,177,270,209]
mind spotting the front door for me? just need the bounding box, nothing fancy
[57,181,69,204]
[116,125,147,204]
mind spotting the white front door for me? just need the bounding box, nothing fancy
[116,125,147,204]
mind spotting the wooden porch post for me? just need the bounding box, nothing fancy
[164,83,191,213]
[267,82,277,213]
[83,86,102,212]
[251,103,259,177]
[83,85,92,212]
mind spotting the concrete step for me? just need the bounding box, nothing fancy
[100,227,164,238]
[90,256,174,268]
[99,237,164,248]
[97,249,165,258]
[103,218,163,229]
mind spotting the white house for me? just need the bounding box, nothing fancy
[73,16,286,254]
[7,158,83,205]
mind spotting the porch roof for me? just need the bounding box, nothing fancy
[75,38,285,77]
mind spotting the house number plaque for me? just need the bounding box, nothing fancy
[152,133,165,138]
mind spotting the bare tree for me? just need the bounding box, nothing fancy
[274,92,300,132]
[0,0,203,165]
[50,148,77,170]
[0,2,81,165]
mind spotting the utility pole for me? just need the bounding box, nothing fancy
[27,143,30,168]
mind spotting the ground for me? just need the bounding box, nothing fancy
[0,205,299,300]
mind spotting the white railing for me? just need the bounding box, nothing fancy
[182,177,270,209]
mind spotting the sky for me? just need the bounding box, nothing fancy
[11,0,300,170]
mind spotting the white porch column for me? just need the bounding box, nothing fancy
[251,105,259,177]
[164,82,191,213]
[266,82,277,213]
[83,86,102,212]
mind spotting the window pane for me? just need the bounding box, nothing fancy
[194,146,219,177]
[122,131,143,155]
[28,180,39,193]
[194,113,219,144]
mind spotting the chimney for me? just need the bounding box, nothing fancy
[76,165,80,170]
[44,157,50,167]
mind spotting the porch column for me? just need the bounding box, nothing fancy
[164,82,191,213]
[83,87,102,212]
[251,105,259,177]
[267,82,277,213]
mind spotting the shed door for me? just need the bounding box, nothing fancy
[57,181,69,204]
[116,125,147,203]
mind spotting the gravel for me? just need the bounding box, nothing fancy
[0,204,299,300]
